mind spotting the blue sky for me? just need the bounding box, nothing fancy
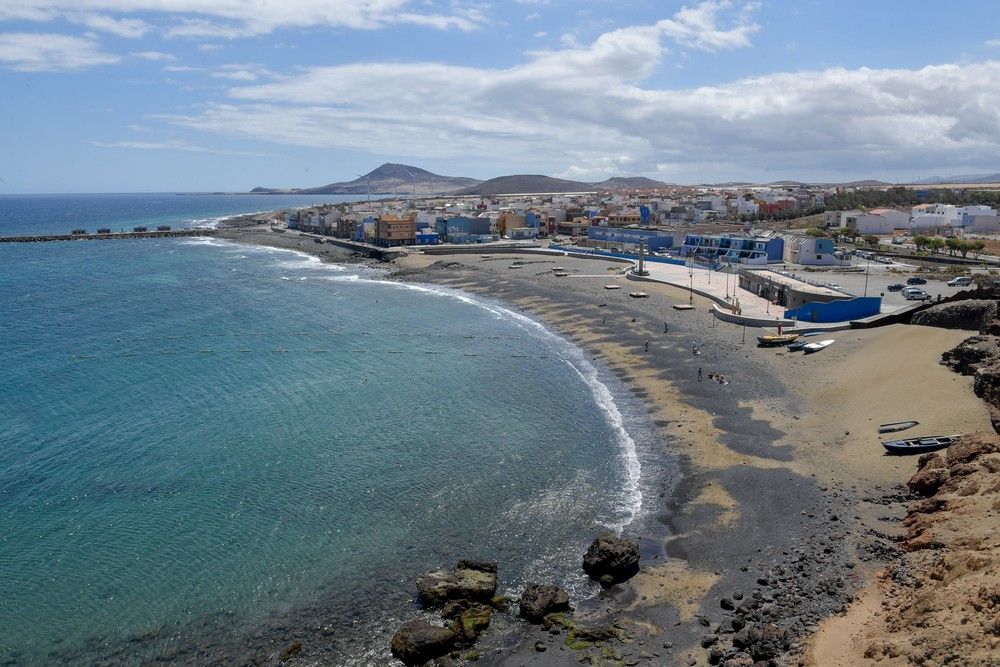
[1,1,999,192]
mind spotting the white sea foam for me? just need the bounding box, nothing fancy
[328,277,644,531]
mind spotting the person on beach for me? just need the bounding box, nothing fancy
[644,340,649,353]
[664,321,669,332]
[698,367,703,381]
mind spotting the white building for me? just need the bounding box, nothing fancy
[783,235,845,266]
[959,205,1000,232]
[829,208,909,234]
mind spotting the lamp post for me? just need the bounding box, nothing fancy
[687,251,694,305]
[863,253,872,297]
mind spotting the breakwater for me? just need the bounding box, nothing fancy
[0,229,217,243]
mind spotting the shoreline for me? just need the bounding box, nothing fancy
[207,228,900,664]
[141,225,997,664]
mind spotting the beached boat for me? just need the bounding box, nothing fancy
[882,435,961,455]
[802,339,834,354]
[757,333,800,347]
[603,284,622,290]
[628,291,649,298]
[879,420,919,434]
[554,272,570,277]
[553,266,565,271]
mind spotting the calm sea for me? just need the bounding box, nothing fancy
[0,195,664,665]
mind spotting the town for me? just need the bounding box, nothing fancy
[272,182,1000,327]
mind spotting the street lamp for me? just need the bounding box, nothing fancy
[687,251,694,304]
[863,253,872,297]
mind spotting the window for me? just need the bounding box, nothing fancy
[816,255,823,260]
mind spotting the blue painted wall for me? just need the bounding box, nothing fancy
[784,297,882,323]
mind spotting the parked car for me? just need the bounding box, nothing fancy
[887,283,905,292]
[904,289,931,301]
[906,277,927,285]
[947,276,973,287]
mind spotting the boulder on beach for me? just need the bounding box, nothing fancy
[390,619,459,665]
[416,560,498,607]
[582,534,640,587]
[519,583,571,622]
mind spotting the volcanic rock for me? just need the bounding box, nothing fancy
[582,534,640,586]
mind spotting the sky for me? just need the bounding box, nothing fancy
[1,0,1000,192]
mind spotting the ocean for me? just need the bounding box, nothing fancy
[0,195,663,665]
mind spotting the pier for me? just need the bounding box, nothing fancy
[0,229,218,243]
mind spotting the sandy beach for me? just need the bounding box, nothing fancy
[215,226,995,665]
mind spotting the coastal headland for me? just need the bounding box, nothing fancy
[208,226,997,665]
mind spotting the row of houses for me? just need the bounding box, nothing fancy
[826,204,1000,236]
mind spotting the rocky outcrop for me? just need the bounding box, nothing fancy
[942,331,1000,434]
[582,534,640,587]
[393,560,501,664]
[416,560,498,607]
[912,299,998,331]
[941,335,1000,375]
[390,619,460,665]
[852,431,1000,665]
[518,583,571,623]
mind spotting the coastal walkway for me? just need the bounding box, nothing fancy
[0,229,217,243]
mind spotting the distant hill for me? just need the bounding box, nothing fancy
[592,176,668,190]
[453,175,595,196]
[251,163,481,195]
[909,173,1000,185]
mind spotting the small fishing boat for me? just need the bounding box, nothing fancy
[882,435,961,455]
[603,284,621,290]
[554,271,570,277]
[787,340,807,351]
[628,291,649,298]
[878,420,919,434]
[757,333,800,347]
[553,266,565,271]
[802,339,834,354]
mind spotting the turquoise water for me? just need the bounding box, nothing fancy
[0,193,369,237]
[0,209,661,664]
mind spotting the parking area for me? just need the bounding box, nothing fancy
[774,263,975,310]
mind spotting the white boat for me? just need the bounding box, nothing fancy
[628,291,649,298]
[802,339,834,354]
[603,284,622,290]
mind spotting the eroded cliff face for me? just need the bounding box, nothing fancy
[863,432,1000,665]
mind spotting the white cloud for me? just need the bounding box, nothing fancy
[987,39,1000,48]
[130,49,174,60]
[90,139,274,156]
[0,32,119,71]
[67,12,149,38]
[0,1,486,38]
[160,6,1000,181]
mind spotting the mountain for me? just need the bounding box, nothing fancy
[909,173,1000,185]
[592,176,668,190]
[453,175,594,196]
[251,163,481,195]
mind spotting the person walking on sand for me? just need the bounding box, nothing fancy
[664,321,669,333]
[644,340,649,353]
[698,367,703,381]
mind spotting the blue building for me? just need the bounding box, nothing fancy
[679,234,783,265]
[436,216,492,243]
[587,226,673,250]
[415,230,440,245]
